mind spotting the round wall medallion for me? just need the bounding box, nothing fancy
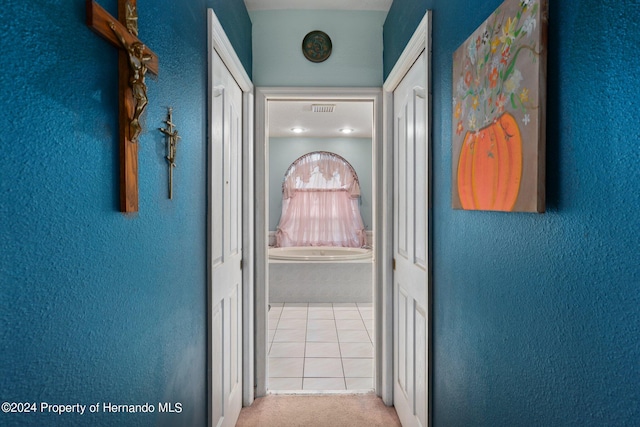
[302,30,332,63]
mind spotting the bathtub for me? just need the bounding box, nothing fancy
[268,246,373,303]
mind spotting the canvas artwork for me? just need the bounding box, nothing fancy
[452,0,547,212]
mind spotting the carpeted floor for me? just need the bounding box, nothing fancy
[235,393,402,427]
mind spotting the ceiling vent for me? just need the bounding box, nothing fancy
[311,104,336,113]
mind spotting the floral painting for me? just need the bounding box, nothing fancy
[452,0,547,212]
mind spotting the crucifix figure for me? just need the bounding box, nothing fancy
[109,21,150,143]
[86,0,159,213]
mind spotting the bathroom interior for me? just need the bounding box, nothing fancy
[266,99,375,393]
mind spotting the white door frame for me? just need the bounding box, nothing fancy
[383,10,432,421]
[254,87,388,399]
[207,8,255,417]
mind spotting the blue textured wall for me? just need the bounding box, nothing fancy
[0,0,250,426]
[383,0,431,79]
[385,0,640,425]
[211,0,253,75]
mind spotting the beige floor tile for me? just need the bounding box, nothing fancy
[308,310,335,319]
[342,358,374,378]
[338,329,372,343]
[340,342,374,358]
[269,357,304,377]
[268,377,303,390]
[345,377,374,390]
[307,319,336,330]
[306,328,338,342]
[279,310,308,319]
[267,302,375,393]
[277,317,307,329]
[334,310,362,319]
[335,318,366,330]
[303,377,346,391]
[358,307,373,316]
[305,342,341,358]
[304,358,344,377]
[273,328,306,342]
[269,342,305,358]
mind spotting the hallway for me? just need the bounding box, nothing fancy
[5,0,638,426]
[235,393,401,427]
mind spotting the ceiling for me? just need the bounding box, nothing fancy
[244,0,393,12]
[268,100,373,138]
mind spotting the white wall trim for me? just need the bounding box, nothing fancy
[254,87,269,398]
[255,87,384,398]
[207,8,255,411]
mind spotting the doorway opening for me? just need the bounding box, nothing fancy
[254,88,389,397]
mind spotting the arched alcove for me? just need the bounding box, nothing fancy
[275,151,367,248]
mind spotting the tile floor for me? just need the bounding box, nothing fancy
[268,302,374,391]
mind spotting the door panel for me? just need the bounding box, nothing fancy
[413,86,428,270]
[397,110,408,258]
[415,305,428,427]
[211,304,223,423]
[210,48,243,427]
[393,51,428,427]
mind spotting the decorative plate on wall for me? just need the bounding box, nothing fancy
[302,30,332,63]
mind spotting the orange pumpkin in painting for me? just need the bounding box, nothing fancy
[457,112,523,211]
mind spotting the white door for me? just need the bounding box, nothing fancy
[393,50,429,427]
[209,48,243,427]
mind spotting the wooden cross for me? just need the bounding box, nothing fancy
[86,0,159,213]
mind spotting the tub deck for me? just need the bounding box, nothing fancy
[268,247,373,303]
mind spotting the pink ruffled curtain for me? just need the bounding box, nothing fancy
[276,152,367,248]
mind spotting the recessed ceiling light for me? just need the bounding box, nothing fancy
[339,128,354,134]
[291,127,306,133]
